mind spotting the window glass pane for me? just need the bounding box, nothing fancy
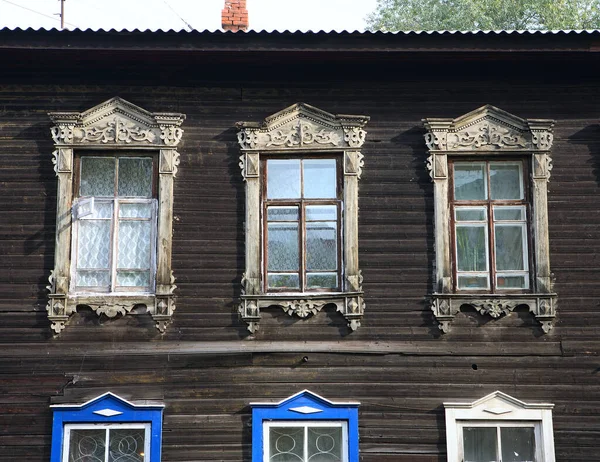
[307,273,338,289]
[501,427,535,462]
[267,160,301,199]
[457,275,489,290]
[306,205,337,221]
[117,271,151,288]
[68,429,106,462]
[494,206,525,221]
[304,159,337,199]
[76,270,111,288]
[463,427,497,462]
[497,275,527,289]
[490,163,523,200]
[268,273,300,289]
[268,223,299,271]
[456,225,487,272]
[495,225,525,271]
[108,428,146,462]
[80,157,115,197]
[454,163,486,200]
[118,158,153,197]
[81,201,113,219]
[307,222,337,271]
[269,426,305,462]
[119,203,153,219]
[78,220,111,269]
[118,221,152,269]
[456,207,486,222]
[267,206,299,222]
[308,426,343,462]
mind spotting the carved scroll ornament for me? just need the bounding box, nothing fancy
[237,294,365,334]
[430,295,557,334]
[236,103,369,151]
[49,97,185,147]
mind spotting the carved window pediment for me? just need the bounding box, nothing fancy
[236,104,369,333]
[47,98,185,334]
[423,105,557,334]
[237,103,369,151]
[49,97,185,147]
[424,105,554,153]
[444,391,555,462]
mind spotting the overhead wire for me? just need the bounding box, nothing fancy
[161,0,194,31]
[0,0,77,28]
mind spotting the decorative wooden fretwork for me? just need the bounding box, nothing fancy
[47,97,185,334]
[423,105,557,334]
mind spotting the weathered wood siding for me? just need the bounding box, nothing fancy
[0,50,598,461]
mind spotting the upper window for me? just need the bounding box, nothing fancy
[423,105,557,334]
[47,97,185,334]
[451,160,529,292]
[444,391,555,462]
[250,390,359,462]
[264,157,341,292]
[63,423,149,462]
[51,392,164,462]
[72,155,157,293]
[236,103,369,333]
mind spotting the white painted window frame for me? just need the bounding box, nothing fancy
[236,103,369,333]
[444,391,555,462]
[63,423,151,462]
[47,97,185,334]
[70,196,158,294]
[423,105,557,334]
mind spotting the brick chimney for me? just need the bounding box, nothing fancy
[222,0,249,32]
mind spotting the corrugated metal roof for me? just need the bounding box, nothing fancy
[1,26,600,35]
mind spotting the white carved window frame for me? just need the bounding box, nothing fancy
[423,105,557,334]
[444,391,555,462]
[47,97,185,334]
[236,103,369,333]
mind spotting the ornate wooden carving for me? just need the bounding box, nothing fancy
[423,105,557,333]
[47,97,185,334]
[236,103,369,332]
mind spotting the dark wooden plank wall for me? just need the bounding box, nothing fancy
[0,55,599,461]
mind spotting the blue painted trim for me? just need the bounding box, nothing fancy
[251,391,359,462]
[50,393,163,462]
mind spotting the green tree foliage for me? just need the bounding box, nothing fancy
[366,0,600,31]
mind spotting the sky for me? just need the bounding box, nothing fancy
[0,0,378,32]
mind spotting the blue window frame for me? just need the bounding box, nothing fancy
[250,390,359,462]
[50,392,164,462]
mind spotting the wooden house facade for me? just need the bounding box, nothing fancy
[0,27,599,461]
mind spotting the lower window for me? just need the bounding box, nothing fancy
[459,422,540,462]
[264,421,348,462]
[64,423,149,462]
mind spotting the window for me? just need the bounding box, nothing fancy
[264,421,348,462]
[47,97,185,334]
[459,422,540,462]
[451,160,529,292]
[250,390,359,462]
[236,103,369,332]
[444,391,555,462]
[63,423,149,462]
[264,157,341,292]
[72,155,157,293]
[50,393,164,462]
[423,105,557,333]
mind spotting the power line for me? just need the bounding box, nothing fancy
[162,0,194,31]
[0,0,76,28]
